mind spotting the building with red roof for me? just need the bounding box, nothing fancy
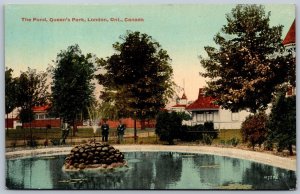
[169,92,189,112]
[185,88,251,129]
[282,19,295,48]
[282,19,296,96]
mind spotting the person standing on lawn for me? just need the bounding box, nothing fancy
[101,119,110,142]
[117,119,126,143]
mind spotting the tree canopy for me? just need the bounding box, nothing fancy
[15,68,49,123]
[51,44,96,130]
[5,68,17,115]
[267,91,296,155]
[200,4,292,113]
[97,31,174,120]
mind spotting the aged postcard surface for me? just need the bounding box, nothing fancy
[5,4,296,190]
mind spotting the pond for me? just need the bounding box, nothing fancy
[6,152,296,190]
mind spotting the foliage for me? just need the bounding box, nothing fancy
[155,111,182,145]
[204,121,218,139]
[202,134,213,145]
[97,31,175,120]
[179,122,218,142]
[227,137,240,147]
[241,112,268,149]
[27,139,37,147]
[200,4,291,113]
[267,92,296,155]
[51,44,96,132]
[5,68,17,115]
[15,68,49,124]
[176,112,192,121]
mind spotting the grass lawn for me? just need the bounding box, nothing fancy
[5,127,242,147]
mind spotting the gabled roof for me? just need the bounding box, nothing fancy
[186,88,219,111]
[32,105,50,112]
[282,19,295,45]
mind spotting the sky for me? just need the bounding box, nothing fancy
[5,4,295,102]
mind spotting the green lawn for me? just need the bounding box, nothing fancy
[5,127,242,147]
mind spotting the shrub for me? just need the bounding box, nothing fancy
[241,112,268,150]
[178,122,218,142]
[202,134,213,145]
[267,93,296,156]
[227,137,240,147]
[204,122,218,139]
[27,139,37,147]
[179,125,202,141]
[51,138,61,145]
[155,111,182,145]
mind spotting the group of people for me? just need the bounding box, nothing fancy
[59,119,126,144]
[101,119,126,143]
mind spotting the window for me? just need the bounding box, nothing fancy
[196,113,204,122]
[206,112,213,121]
[35,114,46,120]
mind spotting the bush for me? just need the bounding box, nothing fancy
[267,93,296,156]
[241,112,268,150]
[27,139,37,147]
[179,125,202,141]
[155,111,182,145]
[227,137,240,147]
[178,122,218,142]
[204,122,218,139]
[202,134,213,145]
[51,139,61,145]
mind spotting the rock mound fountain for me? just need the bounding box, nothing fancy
[63,143,127,171]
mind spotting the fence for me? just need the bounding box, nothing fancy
[5,127,157,148]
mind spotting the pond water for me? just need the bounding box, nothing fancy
[6,152,296,190]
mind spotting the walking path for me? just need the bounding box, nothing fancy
[5,145,296,171]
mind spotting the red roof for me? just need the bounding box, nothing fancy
[32,105,50,112]
[282,20,295,45]
[181,92,187,100]
[186,88,219,111]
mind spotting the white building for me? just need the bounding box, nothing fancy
[186,88,251,130]
[169,92,188,113]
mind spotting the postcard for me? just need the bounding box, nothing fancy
[4,4,296,190]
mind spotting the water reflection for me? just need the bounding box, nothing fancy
[6,152,296,190]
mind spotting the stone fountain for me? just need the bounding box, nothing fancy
[62,143,127,171]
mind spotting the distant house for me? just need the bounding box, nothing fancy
[282,19,296,96]
[169,92,188,112]
[282,19,296,57]
[22,105,61,128]
[186,88,251,130]
[5,106,61,129]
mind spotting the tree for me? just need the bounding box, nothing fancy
[200,4,291,113]
[5,68,17,134]
[16,68,49,123]
[267,91,296,155]
[97,31,174,125]
[155,111,182,145]
[15,68,49,145]
[241,112,268,150]
[51,44,95,135]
